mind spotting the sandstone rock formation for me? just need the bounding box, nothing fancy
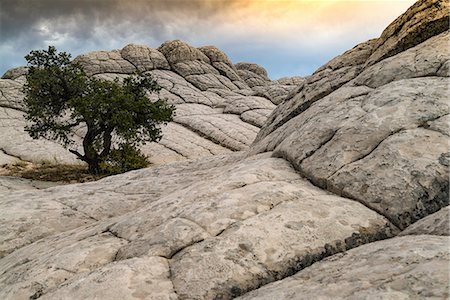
[1,41,299,166]
[0,0,448,299]
[0,176,59,193]
[251,0,449,231]
[400,206,449,236]
[237,235,450,300]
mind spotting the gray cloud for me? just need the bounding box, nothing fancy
[0,0,234,42]
[0,0,416,78]
[0,0,240,72]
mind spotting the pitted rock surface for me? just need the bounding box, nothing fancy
[252,18,449,230]
[39,256,178,300]
[0,154,398,299]
[365,0,449,66]
[400,206,449,236]
[236,235,450,300]
[0,1,449,299]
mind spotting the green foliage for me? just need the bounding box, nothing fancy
[23,46,175,174]
[99,144,149,174]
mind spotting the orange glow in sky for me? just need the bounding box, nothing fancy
[1,0,418,78]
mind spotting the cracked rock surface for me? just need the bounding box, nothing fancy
[0,154,398,299]
[0,0,449,299]
[400,206,450,236]
[236,235,450,300]
[0,41,298,166]
[252,19,449,232]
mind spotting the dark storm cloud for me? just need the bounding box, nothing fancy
[0,0,243,74]
[0,0,417,78]
[0,0,235,42]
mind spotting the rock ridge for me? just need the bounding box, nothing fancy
[1,40,301,166]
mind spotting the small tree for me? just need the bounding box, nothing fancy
[23,46,174,174]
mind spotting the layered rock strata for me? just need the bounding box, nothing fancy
[0,0,448,299]
[1,42,299,166]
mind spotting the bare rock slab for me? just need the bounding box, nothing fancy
[400,206,450,236]
[253,34,449,230]
[0,154,397,300]
[237,235,450,300]
[170,193,396,299]
[39,256,177,300]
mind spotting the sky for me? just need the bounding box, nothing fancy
[0,0,417,79]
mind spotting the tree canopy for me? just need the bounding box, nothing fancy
[24,46,175,174]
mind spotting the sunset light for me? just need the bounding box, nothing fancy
[1,0,417,78]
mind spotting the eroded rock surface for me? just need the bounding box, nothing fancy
[237,235,450,300]
[365,0,449,66]
[0,1,448,299]
[0,105,81,165]
[0,154,398,300]
[0,176,60,193]
[400,206,449,236]
[0,41,296,166]
[252,30,449,231]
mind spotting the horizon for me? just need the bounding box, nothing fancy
[1,0,417,79]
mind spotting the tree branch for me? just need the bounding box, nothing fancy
[69,149,87,162]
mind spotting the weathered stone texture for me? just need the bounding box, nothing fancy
[237,236,450,300]
[252,23,449,230]
[0,39,285,166]
[400,206,449,236]
[0,1,448,299]
[0,154,398,300]
[366,0,449,66]
[120,44,170,71]
[73,50,136,76]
